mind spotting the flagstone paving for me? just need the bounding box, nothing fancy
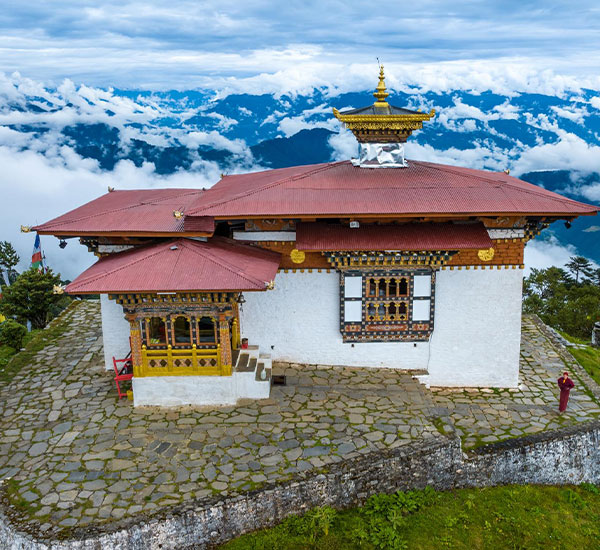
[0,300,598,537]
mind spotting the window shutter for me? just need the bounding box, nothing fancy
[413,274,431,297]
[343,275,362,322]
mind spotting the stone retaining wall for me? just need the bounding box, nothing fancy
[2,420,600,550]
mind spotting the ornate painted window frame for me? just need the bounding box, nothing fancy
[339,268,436,342]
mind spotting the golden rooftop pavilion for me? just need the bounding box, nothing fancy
[33,68,598,407]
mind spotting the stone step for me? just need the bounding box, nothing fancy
[236,352,250,371]
[248,357,257,372]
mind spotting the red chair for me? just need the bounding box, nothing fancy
[112,353,133,399]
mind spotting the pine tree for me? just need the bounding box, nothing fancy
[565,256,593,284]
[0,241,20,284]
[0,268,62,329]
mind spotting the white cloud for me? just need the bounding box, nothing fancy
[178,130,251,157]
[524,236,579,274]
[436,98,521,134]
[277,115,337,137]
[406,141,510,172]
[204,112,238,132]
[513,132,600,175]
[551,105,588,124]
[0,145,222,280]
[328,128,357,161]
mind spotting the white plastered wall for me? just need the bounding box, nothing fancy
[100,294,131,371]
[239,269,523,387]
[132,373,270,407]
[423,268,522,387]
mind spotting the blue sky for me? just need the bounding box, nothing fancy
[1,1,600,90]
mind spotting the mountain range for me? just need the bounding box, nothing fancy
[1,78,599,268]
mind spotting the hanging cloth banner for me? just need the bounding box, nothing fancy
[31,234,44,271]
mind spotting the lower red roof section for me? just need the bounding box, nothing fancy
[66,237,280,294]
[296,222,493,251]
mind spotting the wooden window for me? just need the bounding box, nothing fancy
[339,269,435,342]
[147,317,166,346]
[197,316,217,344]
[173,316,192,346]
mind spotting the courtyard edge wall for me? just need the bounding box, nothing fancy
[1,420,599,550]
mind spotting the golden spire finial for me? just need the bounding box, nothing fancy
[373,64,389,107]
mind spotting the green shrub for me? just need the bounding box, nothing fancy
[0,319,27,350]
[354,487,439,549]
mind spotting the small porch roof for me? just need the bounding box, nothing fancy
[66,237,280,294]
[295,222,493,251]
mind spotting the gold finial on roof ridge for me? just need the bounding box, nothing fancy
[373,65,389,107]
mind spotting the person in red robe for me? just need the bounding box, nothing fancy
[557,371,574,413]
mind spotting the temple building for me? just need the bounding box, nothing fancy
[33,68,598,407]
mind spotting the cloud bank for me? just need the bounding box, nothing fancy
[1,2,600,92]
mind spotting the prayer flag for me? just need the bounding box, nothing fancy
[31,234,43,271]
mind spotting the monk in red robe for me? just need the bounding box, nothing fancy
[557,371,574,413]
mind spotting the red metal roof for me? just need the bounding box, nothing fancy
[33,189,214,236]
[65,237,280,294]
[185,160,598,219]
[296,222,492,251]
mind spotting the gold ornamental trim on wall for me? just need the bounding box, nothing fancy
[290,249,306,264]
[477,248,495,261]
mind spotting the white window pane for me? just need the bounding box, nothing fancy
[344,300,362,322]
[412,299,430,321]
[413,275,431,297]
[344,276,362,298]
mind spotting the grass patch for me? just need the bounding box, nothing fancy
[0,301,79,383]
[0,344,17,370]
[557,330,590,345]
[220,485,600,550]
[569,345,600,386]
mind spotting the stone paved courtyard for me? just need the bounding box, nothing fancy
[0,300,599,536]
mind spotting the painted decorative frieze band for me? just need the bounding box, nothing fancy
[486,229,525,239]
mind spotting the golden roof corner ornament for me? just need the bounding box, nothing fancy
[108,186,115,192]
[20,225,32,233]
[53,284,65,295]
[264,280,275,290]
[173,210,184,219]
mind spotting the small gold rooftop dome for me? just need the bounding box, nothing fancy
[333,66,435,143]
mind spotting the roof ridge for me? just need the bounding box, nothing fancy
[182,239,267,288]
[39,189,202,230]
[411,161,512,187]
[188,162,344,215]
